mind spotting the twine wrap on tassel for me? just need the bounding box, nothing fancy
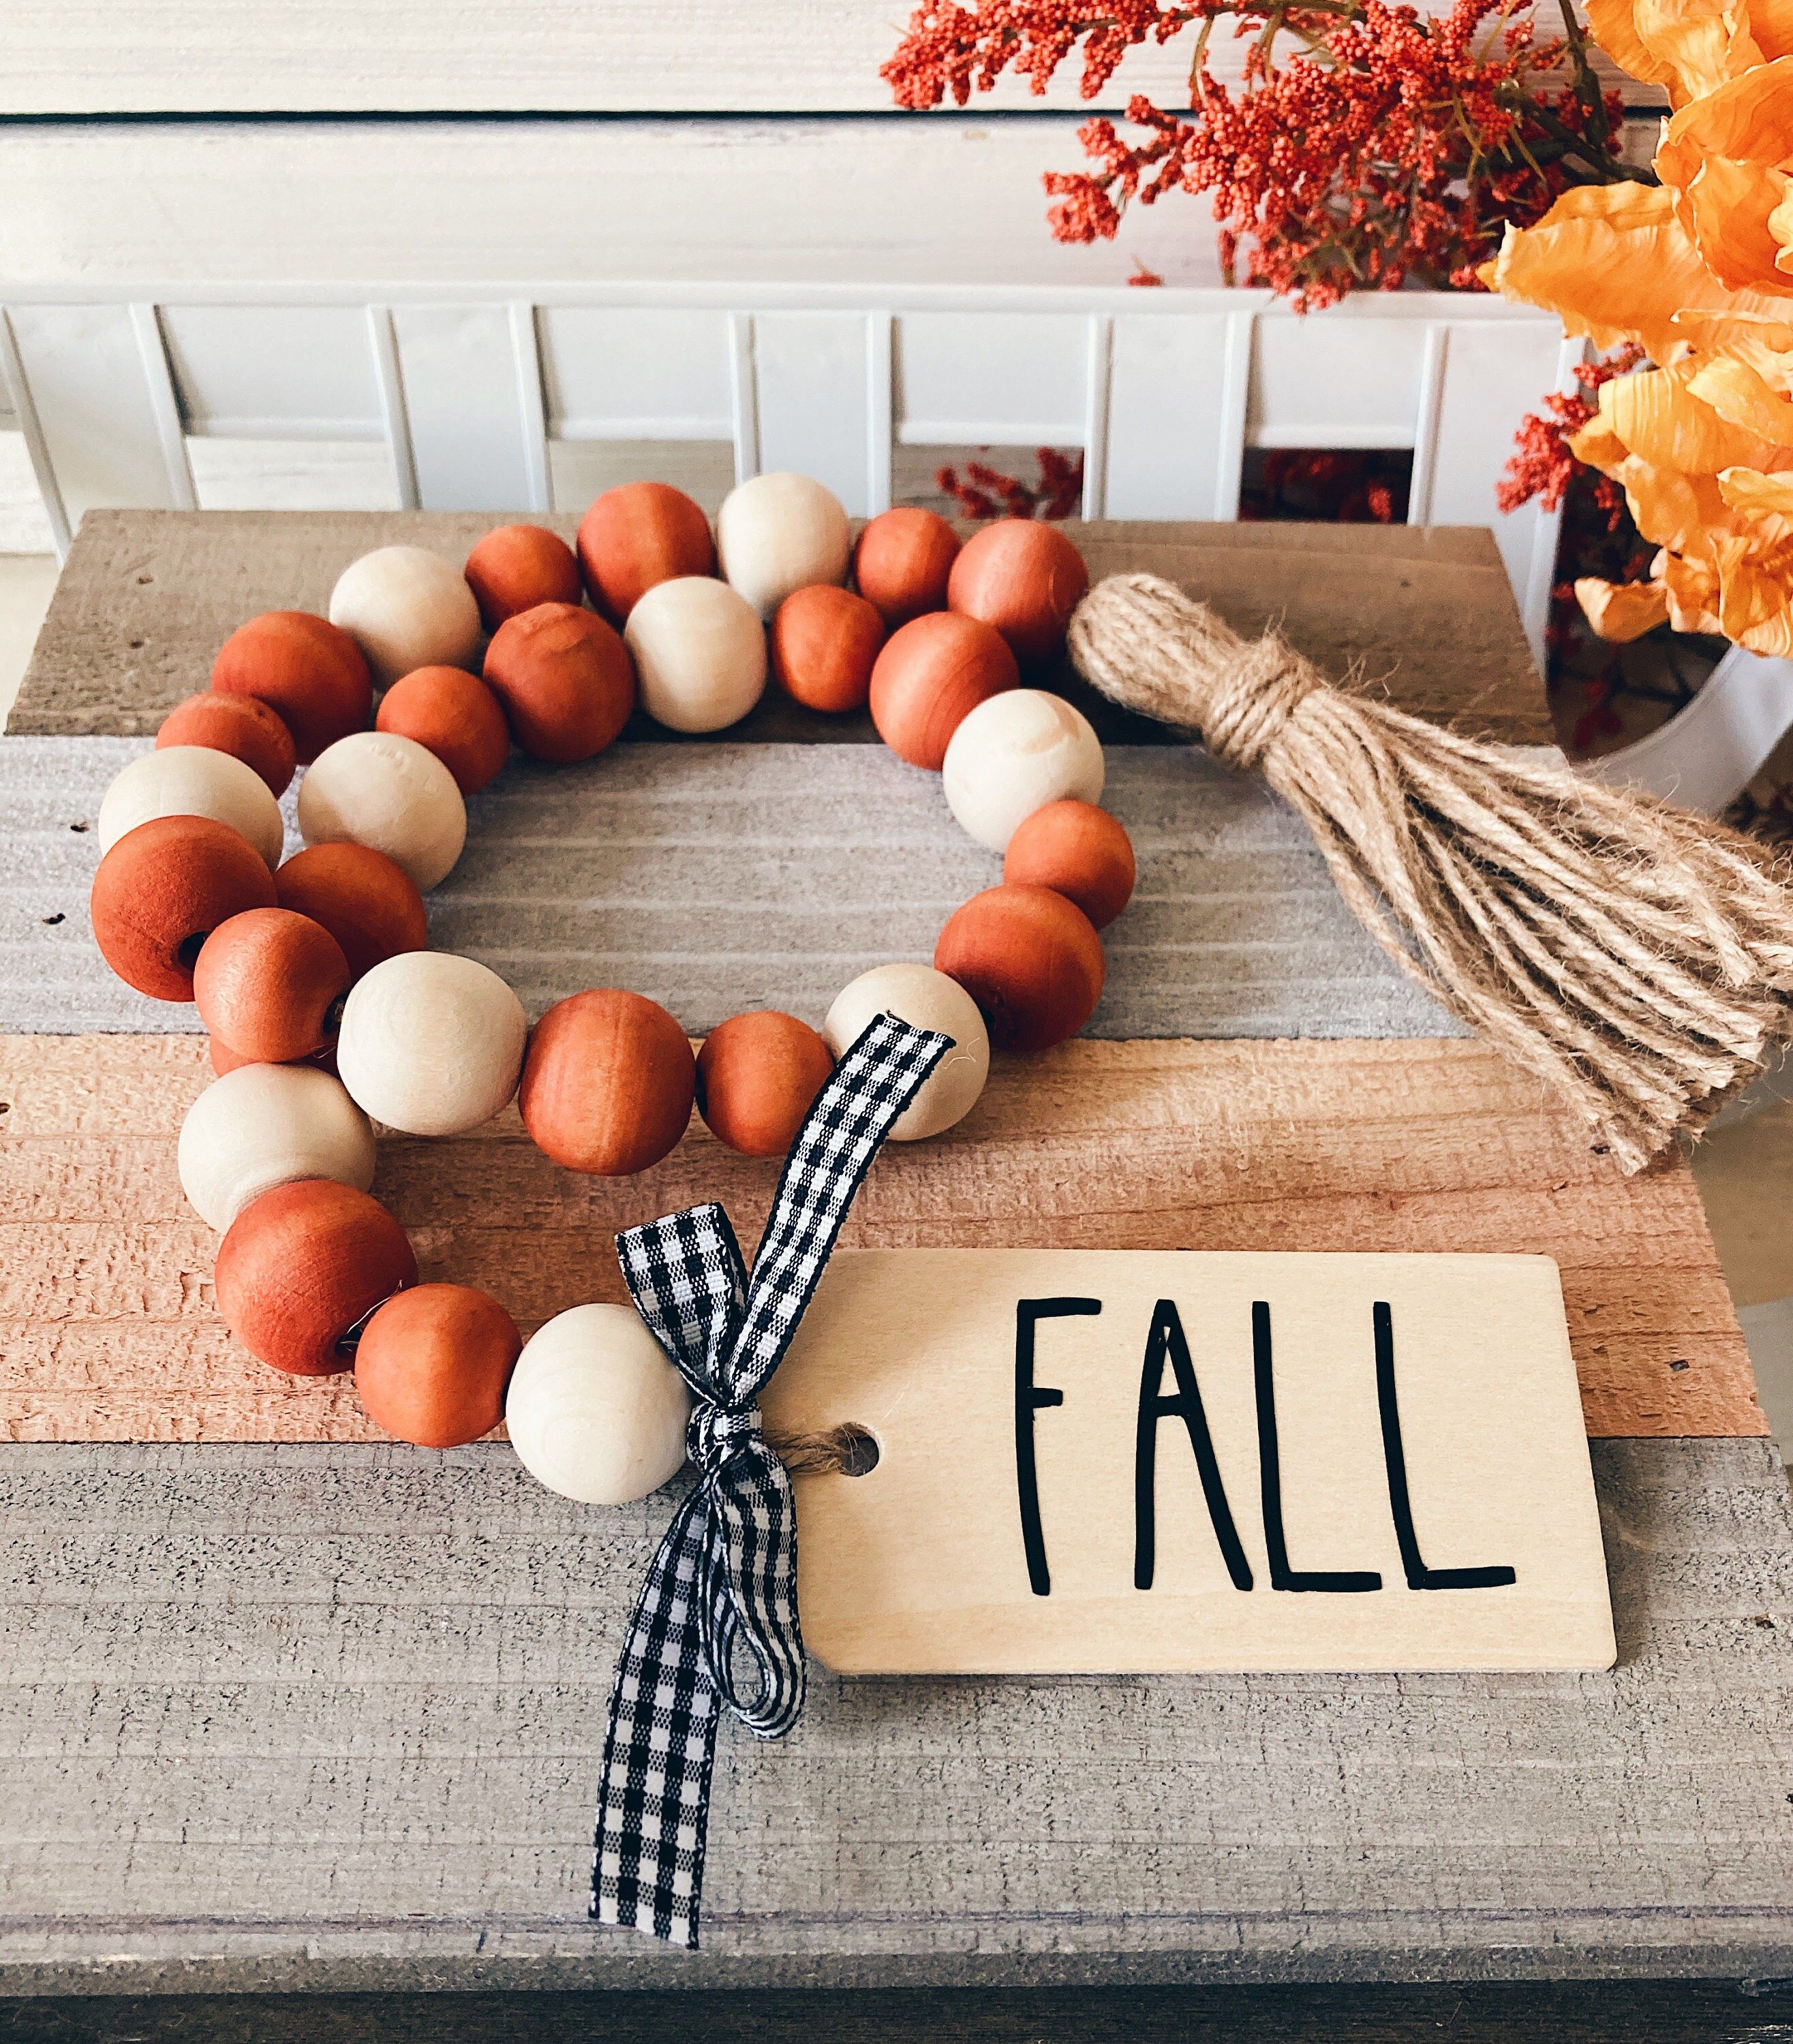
[1069,572,1793,1174]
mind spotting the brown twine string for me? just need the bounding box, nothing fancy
[765,1422,880,1477]
[1068,571,1793,1175]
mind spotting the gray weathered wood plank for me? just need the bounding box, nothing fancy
[1,1439,1790,1991]
[5,512,1550,747]
[0,735,1460,1040]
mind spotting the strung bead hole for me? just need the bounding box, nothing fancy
[176,929,211,972]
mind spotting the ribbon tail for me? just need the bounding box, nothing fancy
[591,1483,720,1949]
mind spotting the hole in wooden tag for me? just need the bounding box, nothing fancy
[772,1421,880,1478]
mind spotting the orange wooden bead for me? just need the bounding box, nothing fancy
[375,665,512,794]
[215,1178,416,1377]
[947,520,1090,670]
[464,523,583,632]
[354,1283,521,1447]
[934,883,1105,1053]
[194,908,352,1064]
[868,612,1020,770]
[274,842,427,980]
[578,482,717,623]
[1002,799,1136,930]
[696,1011,835,1157]
[209,1034,336,1077]
[853,507,961,628]
[519,989,696,1175]
[770,585,885,715]
[211,610,373,762]
[482,602,636,763]
[157,692,297,796]
[89,815,276,1002]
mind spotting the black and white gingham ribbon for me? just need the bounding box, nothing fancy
[592,1012,951,1948]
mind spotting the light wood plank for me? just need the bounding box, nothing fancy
[0,1,1660,114]
[0,1034,1761,1443]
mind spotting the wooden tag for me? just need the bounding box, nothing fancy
[761,1251,1615,1675]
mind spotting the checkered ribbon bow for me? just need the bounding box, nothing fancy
[592,1012,952,1948]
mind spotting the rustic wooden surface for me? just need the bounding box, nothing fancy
[0,735,1468,1042]
[5,513,1550,747]
[0,1034,1761,1444]
[3,1434,1793,1990]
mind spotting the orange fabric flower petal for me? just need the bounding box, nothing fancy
[1576,576,1673,640]
[1689,350,1793,439]
[1602,358,1793,470]
[1718,461,1793,512]
[1634,0,1766,99]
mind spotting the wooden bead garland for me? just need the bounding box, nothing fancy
[89,484,1143,1468]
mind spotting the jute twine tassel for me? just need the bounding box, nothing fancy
[1069,572,1793,1174]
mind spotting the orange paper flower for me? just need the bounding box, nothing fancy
[1492,27,1793,655]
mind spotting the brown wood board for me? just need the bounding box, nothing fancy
[0,1032,1760,1444]
[6,512,1551,746]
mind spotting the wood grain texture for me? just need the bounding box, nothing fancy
[0,1034,1760,1443]
[0,0,1657,114]
[6,512,1547,743]
[0,1435,1790,1989]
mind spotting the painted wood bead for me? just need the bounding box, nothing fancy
[934,884,1106,1053]
[941,689,1106,852]
[211,609,373,763]
[624,576,767,733]
[328,545,483,687]
[273,842,427,980]
[519,988,695,1175]
[89,816,275,1001]
[178,1062,376,1233]
[157,692,296,797]
[336,950,528,1136]
[215,1178,416,1378]
[192,908,352,1065]
[947,519,1090,669]
[98,744,285,871]
[853,507,962,628]
[696,1011,835,1156]
[823,962,989,1141]
[463,523,582,631]
[375,665,511,794]
[353,1284,521,1449]
[868,612,1020,770]
[717,471,851,617]
[770,585,885,715]
[1004,799,1136,930]
[296,730,467,891]
[578,480,716,623]
[505,1302,690,1505]
[482,602,635,762]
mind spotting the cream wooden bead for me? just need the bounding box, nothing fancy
[328,544,483,686]
[177,1063,376,1233]
[296,730,467,891]
[336,950,527,1136]
[941,690,1106,853]
[624,575,767,732]
[716,471,851,617]
[97,745,284,870]
[824,962,990,1141]
[506,1302,690,1505]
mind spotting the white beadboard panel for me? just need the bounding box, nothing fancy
[1103,311,1242,520]
[1427,316,1570,668]
[3,305,187,523]
[896,311,1091,444]
[749,313,878,512]
[0,434,58,553]
[547,438,737,515]
[1249,315,1430,450]
[159,304,384,437]
[0,0,1659,114]
[389,304,549,512]
[0,121,1217,290]
[185,437,403,512]
[538,307,734,440]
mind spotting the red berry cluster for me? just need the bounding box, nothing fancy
[883,0,1631,307]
